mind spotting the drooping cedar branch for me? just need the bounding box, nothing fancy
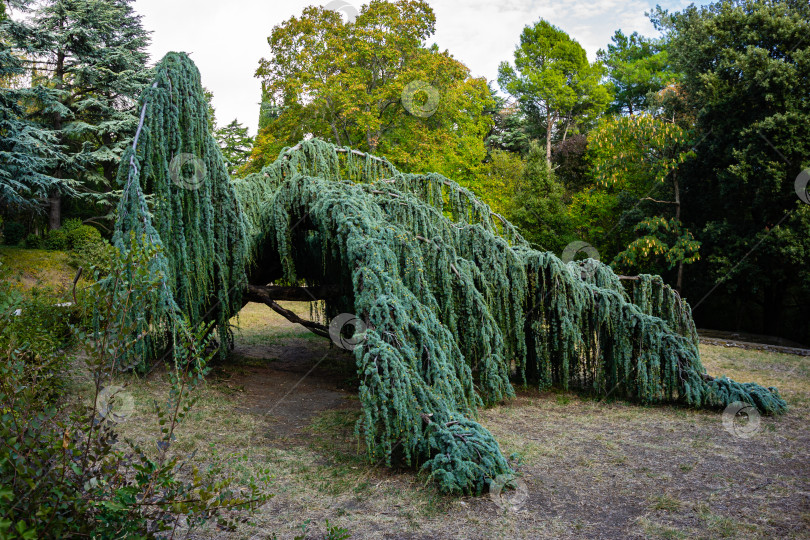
[113,53,788,497]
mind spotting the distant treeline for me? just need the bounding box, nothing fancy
[1,0,808,344]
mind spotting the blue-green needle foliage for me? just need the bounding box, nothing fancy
[113,52,248,365]
[115,53,786,495]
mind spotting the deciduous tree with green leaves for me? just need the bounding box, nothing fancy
[588,113,700,291]
[498,20,611,164]
[248,0,495,187]
[654,0,810,340]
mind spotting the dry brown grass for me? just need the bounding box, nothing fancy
[111,302,810,539]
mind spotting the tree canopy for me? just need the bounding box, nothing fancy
[215,119,253,175]
[3,0,151,227]
[597,30,674,116]
[0,1,64,211]
[654,0,810,338]
[247,0,495,188]
[587,113,701,289]
[498,20,611,163]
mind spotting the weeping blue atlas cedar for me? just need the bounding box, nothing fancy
[113,53,787,495]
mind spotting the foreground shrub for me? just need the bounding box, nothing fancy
[0,266,66,402]
[0,262,22,315]
[0,239,272,538]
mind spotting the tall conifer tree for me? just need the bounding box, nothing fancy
[7,0,151,227]
[215,119,253,175]
[0,0,64,211]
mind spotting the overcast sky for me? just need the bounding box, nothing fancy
[134,0,704,135]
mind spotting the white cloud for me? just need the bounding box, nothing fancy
[134,0,705,135]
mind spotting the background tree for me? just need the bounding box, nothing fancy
[256,82,280,133]
[475,148,524,215]
[215,119,253,175]
[588,113,700,291]
[255,0,435,153]
[503,141,574,252]
[0,0,66,211]
[7,0,151,228]
[656,0,810,340]
[597,30,674,116]
[498,20,611,164]
[249,0,496,187]
[485,92,531,156]
[203,86,216,132]
[551,133,589,192]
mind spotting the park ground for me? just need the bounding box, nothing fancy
[4,247,808,539]
[110,301,809,540]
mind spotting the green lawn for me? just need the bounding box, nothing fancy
[0,246,77,292]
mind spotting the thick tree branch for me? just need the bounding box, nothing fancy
[248,284,339,302]
[245,284,331,338]
[640,197,678,205]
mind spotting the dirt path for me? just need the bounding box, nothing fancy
[698,336,810,357]
[225,328,359,444]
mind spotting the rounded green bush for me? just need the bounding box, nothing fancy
[24,233,43,249]
[67,224,101,250]
[69,239,116,276]
[61,218,83,233]
[2,222,25,246]
[44,229,68,250]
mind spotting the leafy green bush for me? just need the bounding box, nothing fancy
[66,224,101,250]
[0,266,72,408]
[0,262,22,316]
[0,240,272,537]
[24,233,42,249]
[6,287,74,352]
[68,238,117,277]
[44,229,68,250]
[2,221,25,246]
[60,218,83,233]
